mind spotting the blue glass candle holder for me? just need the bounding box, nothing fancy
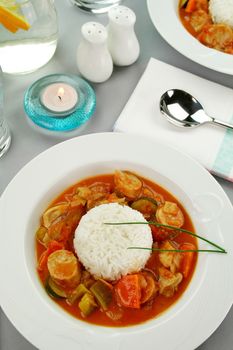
[24,74,96,132]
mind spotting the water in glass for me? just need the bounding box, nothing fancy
[0,68,11,158]
[0,0,58,74]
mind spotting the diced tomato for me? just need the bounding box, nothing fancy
[48,207,83,243]
[150,225,171,242]
[47,240,64,253]
[48,220,65,241]
[64,208,84,234]
[37,240,64,272]
[180,243,196,278]
[115,274,141,309]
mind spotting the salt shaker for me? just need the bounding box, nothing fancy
[107,6,140,66]
[77,22,113,83]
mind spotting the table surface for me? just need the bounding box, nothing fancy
[1,0,233,349]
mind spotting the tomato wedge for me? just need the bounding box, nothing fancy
[180,243,196,278]
[150,225,171,242]
[115,274,141,309]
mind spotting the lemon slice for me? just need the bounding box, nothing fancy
[0,15,18,33]
[1,0,18,8]
[0,0,30,33]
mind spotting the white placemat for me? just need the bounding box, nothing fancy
[114,58,233,182]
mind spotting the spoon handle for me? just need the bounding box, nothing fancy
[212,118,233,131]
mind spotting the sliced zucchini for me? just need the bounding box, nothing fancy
[90,279,113,310]
[67,283,90,305]
[79,293,97,317]
[36,226,49,245]
[131,197,157,218]
[180,0,188,8]
[45,277,67,299]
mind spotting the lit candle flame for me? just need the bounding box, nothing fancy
[57,87,65,101]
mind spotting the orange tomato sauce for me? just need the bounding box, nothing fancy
[179,3,233,55]
[180,8,199,37]
[36,173,197,327]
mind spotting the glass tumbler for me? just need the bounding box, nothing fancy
[72,0,122,14]
[0,68,11,158]
[0,0,58,74]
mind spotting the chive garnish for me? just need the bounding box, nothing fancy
[104,221,227,253]
[127,247,227,254]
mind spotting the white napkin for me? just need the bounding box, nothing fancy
[114,58,233,182]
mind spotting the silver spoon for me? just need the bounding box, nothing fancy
[160,89,233,130]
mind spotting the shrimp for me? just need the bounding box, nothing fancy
[140,186,165,206]
[159,241,182,273]
[47,250,81,288]
[88,183,111,201]
[140,272,159,304]
[107,193,127,205]
[75,186,92,200]
[158,267,183,297]
[156,201,184,228]
[114,170,142,200]
[74,183,111,210]
[198,24,233,51]
[86,183,111,209]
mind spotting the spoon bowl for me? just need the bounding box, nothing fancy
[160,89,233,131]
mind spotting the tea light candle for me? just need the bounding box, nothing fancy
[24,73,96,133]
[40,83,78,113]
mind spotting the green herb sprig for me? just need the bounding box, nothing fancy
[127,247,226,254]
[104,221,227,254]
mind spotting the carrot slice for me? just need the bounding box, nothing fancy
[180,243,196,278]
[0,15,18,32]
[0,4,30,31]
[115,274,141,309]
[185,0,196,13]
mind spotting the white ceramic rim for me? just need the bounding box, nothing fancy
[0,132,233,350]
[147,0,233,75]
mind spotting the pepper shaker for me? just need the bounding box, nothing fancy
[107,6,140,66]
[77,22,113,83]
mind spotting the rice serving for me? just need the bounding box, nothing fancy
[209,0,233,28]
[74,203,153,281]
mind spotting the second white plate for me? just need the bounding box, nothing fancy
[147,0,233,75]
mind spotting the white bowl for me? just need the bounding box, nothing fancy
[0,132,233,350]
[147,0,233,75]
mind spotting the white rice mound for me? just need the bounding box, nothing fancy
[209,0,233,28]
[74,203,153,281]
